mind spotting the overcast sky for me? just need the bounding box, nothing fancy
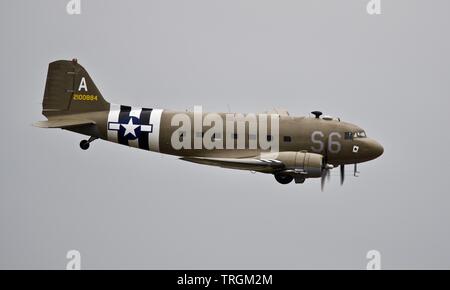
[1,0,450,269]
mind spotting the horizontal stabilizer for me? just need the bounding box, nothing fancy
[33,118,95,129]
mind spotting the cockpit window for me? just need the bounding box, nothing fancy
[354,131,367,138]
[344,132,354,140]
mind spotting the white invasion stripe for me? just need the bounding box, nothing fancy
[140,124,153,132]
[149,109,163,152]
[129,107,142,118]
[107,103,120,142]
[109,123,120,130]
[128,107,142,148]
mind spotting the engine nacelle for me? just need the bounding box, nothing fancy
[274,151,323,178]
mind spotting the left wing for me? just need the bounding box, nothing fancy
[179,156,285,173]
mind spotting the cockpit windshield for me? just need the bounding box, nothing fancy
[354,131,367,138]
[344,131,367,140]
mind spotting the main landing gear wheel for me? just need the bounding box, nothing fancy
[274,174,293,184]
[80,140,90,150]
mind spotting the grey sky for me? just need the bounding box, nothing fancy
[1,0,450,269]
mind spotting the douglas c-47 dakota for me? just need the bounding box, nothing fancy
[35,59,384,190]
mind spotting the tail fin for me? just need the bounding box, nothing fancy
[42,59,109,117]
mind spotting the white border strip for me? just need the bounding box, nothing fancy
[107,103,120,142]
[149,109,163,152]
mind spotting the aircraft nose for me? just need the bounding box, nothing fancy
[369,139,384,159]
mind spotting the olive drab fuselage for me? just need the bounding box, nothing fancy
[64,107,383,166]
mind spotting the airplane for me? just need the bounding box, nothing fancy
[35,59,384,190]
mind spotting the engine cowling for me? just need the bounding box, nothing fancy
[275,151,324,178]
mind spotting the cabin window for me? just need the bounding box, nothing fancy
[283,136,292,142]
[232,133,238,139]
[344,132,353,140]
[179,132,185,142]
[267,135,272,142]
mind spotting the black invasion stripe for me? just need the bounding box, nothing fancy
[138,108,153,150]
[118,105,131,145]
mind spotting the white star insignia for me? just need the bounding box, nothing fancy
[121,118,139,137]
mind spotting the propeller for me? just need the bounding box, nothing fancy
[320,141,336,191]
[321,171,326,191]
[320,147,333,191]
[320,137,347,190]
[321,146,329,191]
[322,161,357,190]
[321,165,332,191]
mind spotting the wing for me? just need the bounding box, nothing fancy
[33,118,95,129]
[264,108,290,116]
[179,156,285,173]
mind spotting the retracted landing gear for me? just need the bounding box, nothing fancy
[294,176,305,184]
[80,136,98,150]
[274,173,306,185]
[274,174,293,184]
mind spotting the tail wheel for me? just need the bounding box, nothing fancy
[80,140,90,150]
[274,174,293,184]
